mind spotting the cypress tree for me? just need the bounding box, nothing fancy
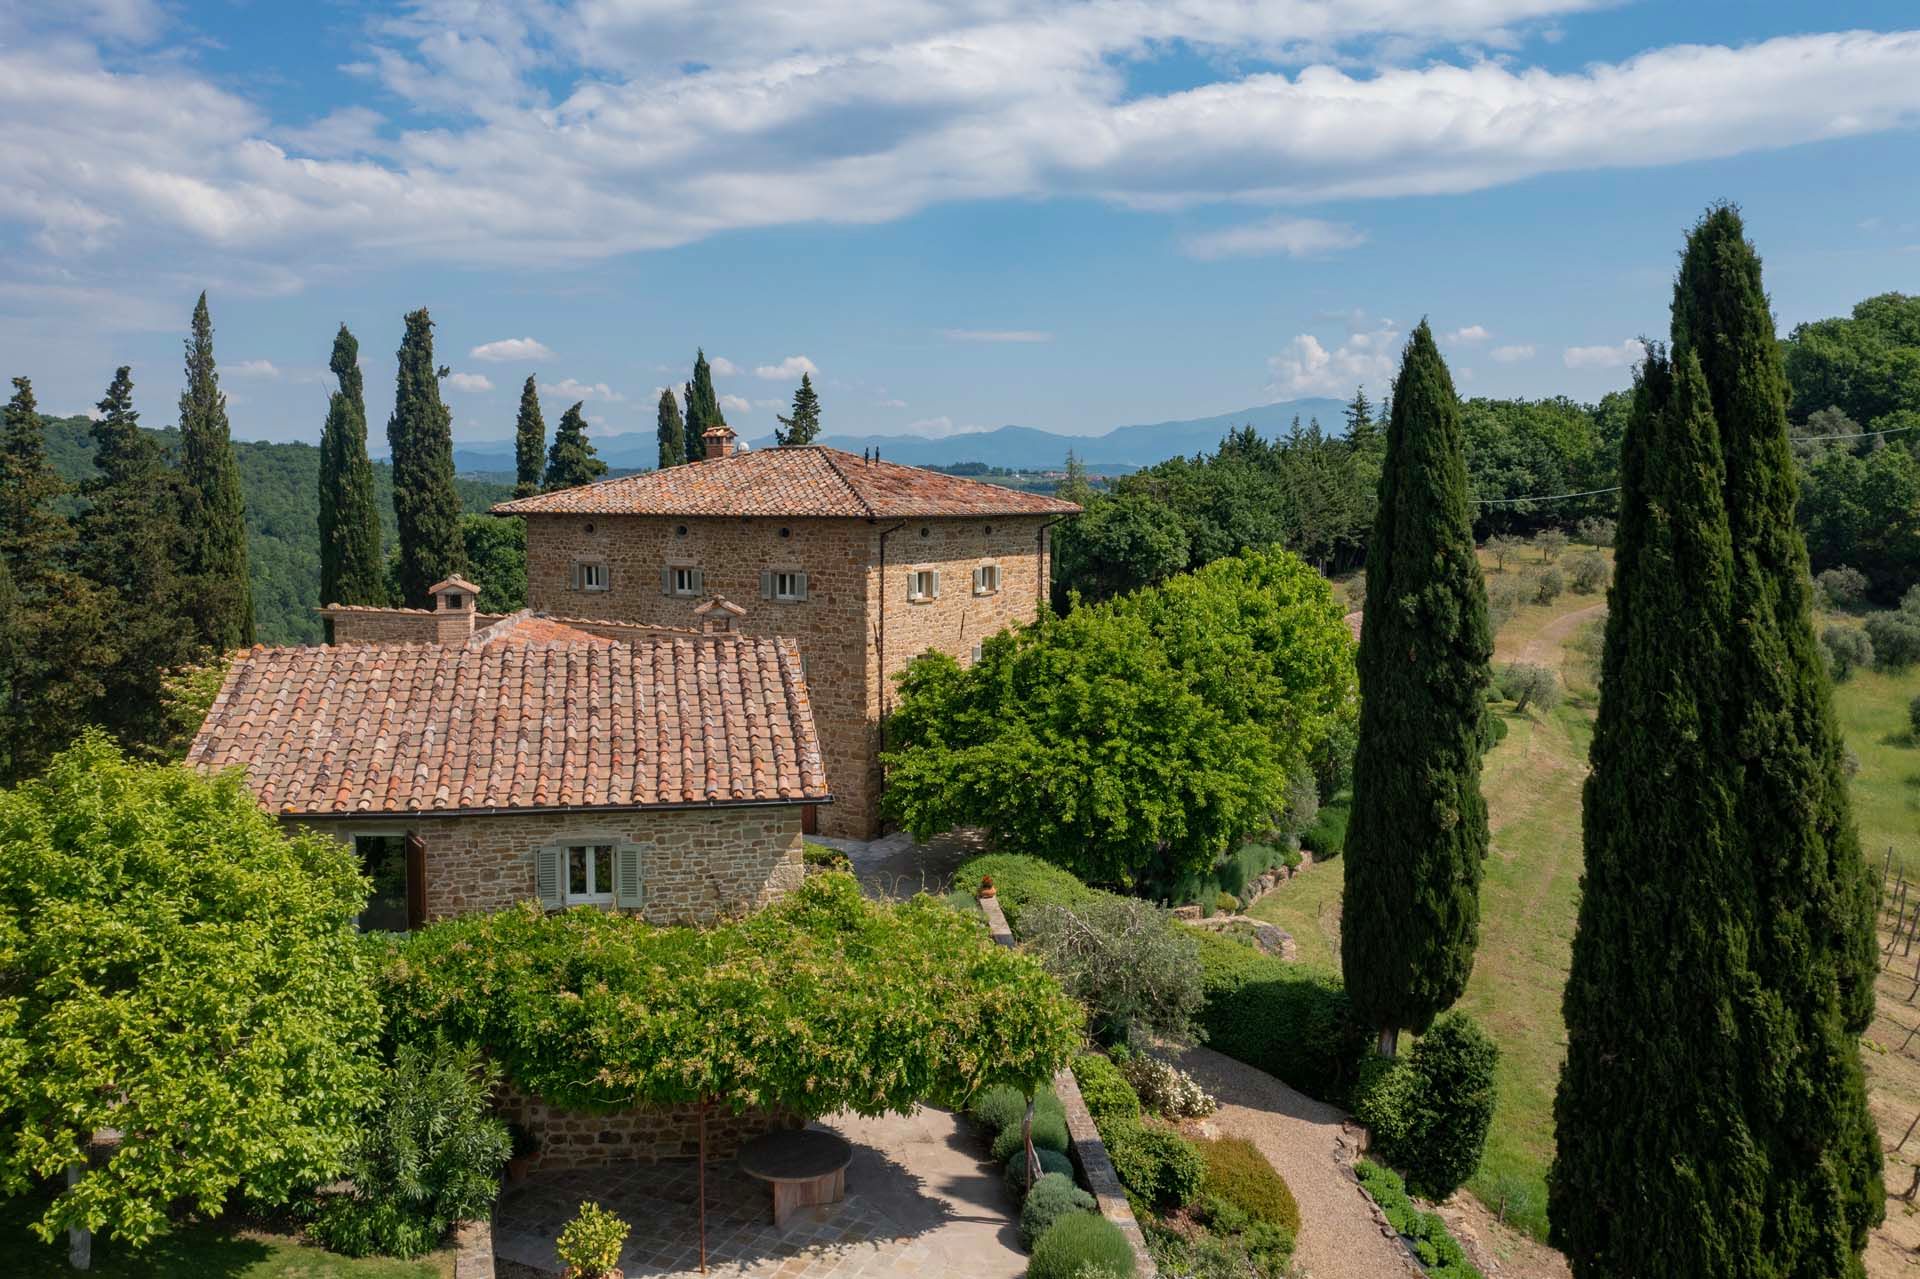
[543,402,607,491]
[1341,321,1493,1055]
[177,292,253,648]
[1554,207,1881,1276]
[774,373,821,446]
[513,376,546,497]
[318,324,384,607]
[683,348,722,462]
[76,367,200,752]
[655,388,685,470]
[0,377,66,593]
[387,308,465,608]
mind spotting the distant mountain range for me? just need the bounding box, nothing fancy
[450,397,1349,476]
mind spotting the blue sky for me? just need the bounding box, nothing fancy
[2,1,1918,449]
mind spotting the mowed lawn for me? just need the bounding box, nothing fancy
[1256,559,1920,1248]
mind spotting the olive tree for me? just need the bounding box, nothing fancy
[0,735,380,1246]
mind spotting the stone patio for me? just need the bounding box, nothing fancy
[493,1106,1025,1279]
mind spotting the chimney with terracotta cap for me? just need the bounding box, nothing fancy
[428,576,481,645]
[702,423,737,459]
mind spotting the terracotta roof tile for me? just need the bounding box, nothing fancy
[490,445,1082,519]
[188,634,828,816]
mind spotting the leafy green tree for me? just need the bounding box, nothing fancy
[682,348,722,463]
[1342,321,1493,1057]
[318,325,384,609]
[774,373,821,446]
[176,293,254,648]
[543,401,607,491]
[387,309,465,607]
[1783,291,1920,427]
[0,735,380,1247]
[75,367,201,752]
[512,376,545,498]
[461,514,526,613]
[1050,492,1190,609]
[1019,896,1205,1047]
[1552,209,1881,1278]
[655,388,685,470]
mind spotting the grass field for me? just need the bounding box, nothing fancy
[1257,543,1920,1256]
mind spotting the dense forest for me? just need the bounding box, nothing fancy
[42,414,515,643]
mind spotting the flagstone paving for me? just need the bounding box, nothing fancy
[493,1106,1025,1279]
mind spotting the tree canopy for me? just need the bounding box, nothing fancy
[543,401,607,491]
[513,376,546,498]
[318,324,384,609]
[775,373,821,447]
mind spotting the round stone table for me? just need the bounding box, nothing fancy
[738,1129,855,1228]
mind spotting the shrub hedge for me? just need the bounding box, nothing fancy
[1020,1173,1096,1249]
[1071,1053,1141,1122]
[1004,1148,1076,1200]
[1028,1211,1137,1279]
[1195,1137,1300,1238]
[956,853,1101,930]
[990,1111,1071,1163]
[1355,1161,1483,1279]
[1300,795,1349,857]
[1099,1117,1206,1211]
[1188,929,1369,1103]
[967,1083,1066,1141]
[1350,1012,1497,1199]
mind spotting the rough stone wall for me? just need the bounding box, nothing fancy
[522,512,1054,837]
[320,608,507,645]
[498,1081,803,1170]
[297,804,805,925]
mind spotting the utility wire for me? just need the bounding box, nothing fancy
[1470,420,1920,506]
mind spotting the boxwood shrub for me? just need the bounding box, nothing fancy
[1020,1172,1095,1249]
[1189,928,1369,1103]
[968,1083,1065,1141]
[1098,1117,1205,1211]
[1028,1211,1137,1279]
[1071,1053,1141,1121]
[1354,1012,1497,1200]
[1004,1148,1075,1201]
[1194,1136,1300,1238]
[990,1109,1071,1163]
[1355,1161,1483,1279]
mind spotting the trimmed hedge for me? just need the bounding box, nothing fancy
[955,853,1101,931]
[1020,1172,1095,1249]
[1352,1012,1497,1199]
[1028,1211,1137,1279]
[1005,1148,1075,1200]
[1195,1137,1300,1238]
[1355,1161,1482,1279]
[1071,1053,1141,1122]
[1189,928,1369,1103]
[1100,1117,1205,1211]
[990,1110,1070,1163]
[968,1083,1065,1141]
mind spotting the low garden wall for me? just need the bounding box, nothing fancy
[496,1081,802,1172]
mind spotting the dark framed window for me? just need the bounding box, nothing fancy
[355,834,410,932]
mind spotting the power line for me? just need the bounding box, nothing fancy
[1471,420,1920,506]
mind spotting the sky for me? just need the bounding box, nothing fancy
[2,1,1919,450]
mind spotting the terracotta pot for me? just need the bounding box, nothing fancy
[507,1152,537,1182]
[978,875,997,899]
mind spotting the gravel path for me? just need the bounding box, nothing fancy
[1174,1046,1418,1279]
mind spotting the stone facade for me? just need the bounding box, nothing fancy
[523,512,1055,837]
[321,606,509,645]
[498,1081,803,1172]
[297,803,806,926]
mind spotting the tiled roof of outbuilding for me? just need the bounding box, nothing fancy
[187,633,829,815]
[489,446,1082,518]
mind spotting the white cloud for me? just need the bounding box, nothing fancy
[542,377,624,402]
[445,371,494,392]
[1181,217,1365,260]
[1562,340,1643,369]
[1267,323,1402,396]
[753,355,817,380]
[719,393,753,413]
[878,398,908,409]
[941,329,1053,344]
[904,415,958,437]
[752,397,786,409]
[228,359,279,379]
[1444,324,1490,343]
[1491,343,1536,362]
[471,337,554,362]
[708,356,741,376]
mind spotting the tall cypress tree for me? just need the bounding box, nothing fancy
[177,292,253,648]
[387,308,465,608]
[513,376,546,497]
[683,348,722,462]
[1341,321,1493,1056]
[0,378,65,593]
[543,402,607,491]
[318,324,384,608]
[655,389,685,470]
[76,367,200,751]
[774,373,821,446]
[1554,208,1881,1276]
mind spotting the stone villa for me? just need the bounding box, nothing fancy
[490,426,1081,837]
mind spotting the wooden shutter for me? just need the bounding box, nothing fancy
[793,572,808,601]
[971,566,983,593]
[761,570,774,600]
[535,844,565,908]
[614,843,644,909]
[405,832,427,930]
[906,569,917,598]
[690,568,705,595]
[569,561,581,591]
[661,565,674,595]
[930,570,941,598]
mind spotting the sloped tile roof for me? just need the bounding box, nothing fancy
[188,634,829,815]
[490,446,1082,518]
[470,610,620,647]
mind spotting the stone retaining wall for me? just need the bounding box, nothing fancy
[497,1081,802,1172]
[978,891,1158,1278]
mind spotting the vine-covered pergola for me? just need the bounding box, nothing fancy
[378,873,1082,1266]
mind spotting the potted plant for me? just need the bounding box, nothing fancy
[978,874,997,899]
[506,1120,539,1182]
[557,1201,629,1279]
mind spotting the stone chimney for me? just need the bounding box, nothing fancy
[694,595,747,634]
[428,576,481,645]
[702,424,737,459]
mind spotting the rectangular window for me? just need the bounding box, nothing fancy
[908,569,938,601]
[672,566,701,596]
[774,571,805,602]
[355,835,410,932]
[973,564,1001,595]
[566,844,615,903]
[577,561,609,592]
[971,642,983,665]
